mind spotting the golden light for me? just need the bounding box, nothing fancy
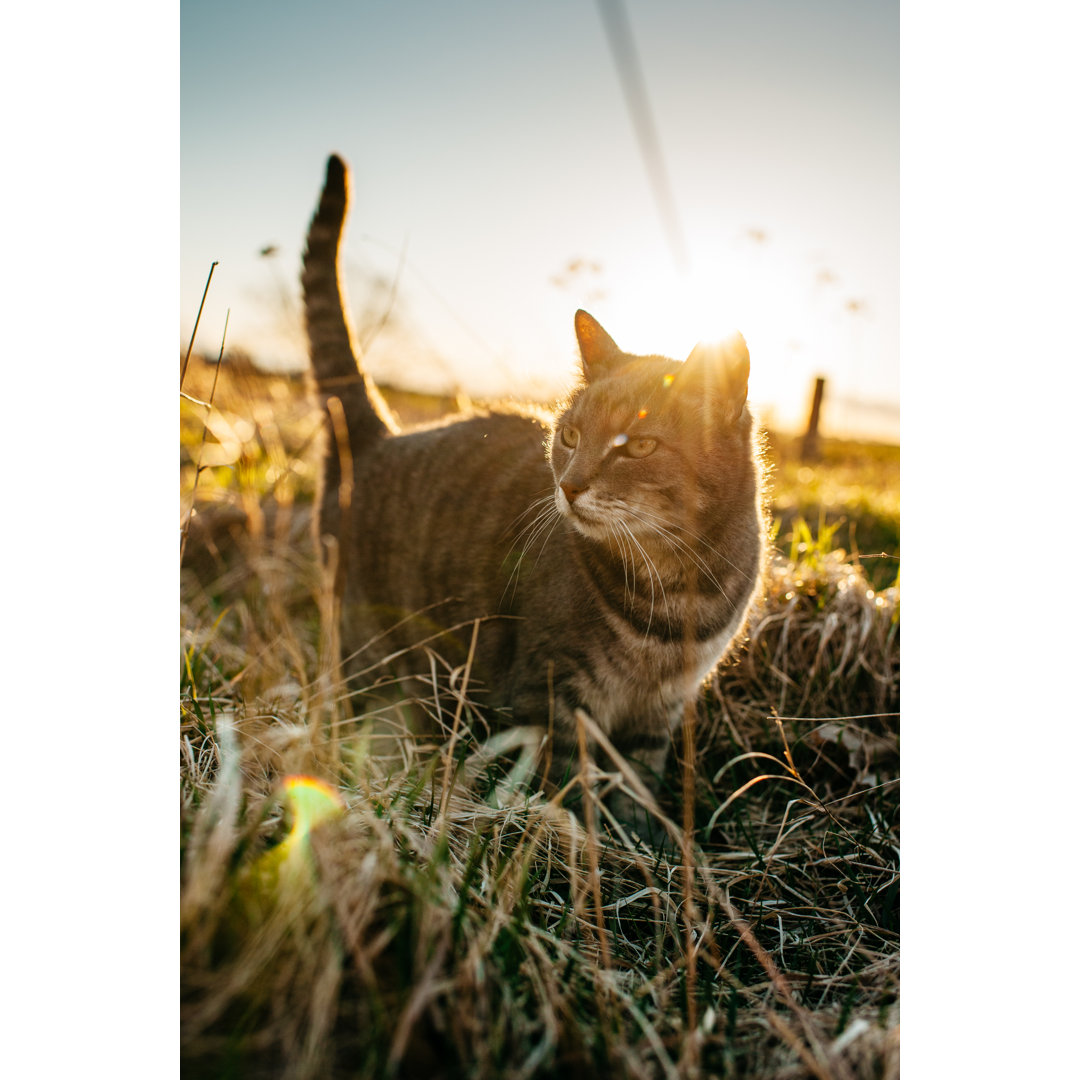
[588,241,839,432]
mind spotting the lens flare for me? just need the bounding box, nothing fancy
[244,775,345,904]
[282,774,345,836]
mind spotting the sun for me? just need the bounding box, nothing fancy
[596,245,823,432]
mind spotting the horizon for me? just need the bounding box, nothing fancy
[181,0,898,441]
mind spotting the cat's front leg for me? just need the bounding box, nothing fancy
[534,728,612,827]
[603,738,671,847]
[540,725,672,848]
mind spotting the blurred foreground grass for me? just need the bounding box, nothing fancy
[180,356,899,1079]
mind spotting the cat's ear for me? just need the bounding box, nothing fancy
[678,333,750,416]
[575,310,624,382]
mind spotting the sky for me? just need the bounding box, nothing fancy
[181,0,898,438]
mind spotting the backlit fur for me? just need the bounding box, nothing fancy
[303,155,766,834]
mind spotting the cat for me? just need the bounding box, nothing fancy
[302,153,765,837]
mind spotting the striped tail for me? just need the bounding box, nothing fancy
[302,154,396,449]
[302,155,396,585]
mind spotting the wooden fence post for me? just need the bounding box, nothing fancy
[801,376,826,462]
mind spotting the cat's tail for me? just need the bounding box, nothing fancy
[302,154,397,453]
[303,154,397,595]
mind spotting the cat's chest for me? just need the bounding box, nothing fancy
[573,620,738,735]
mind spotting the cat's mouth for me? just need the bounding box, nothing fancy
[557,491,611,538]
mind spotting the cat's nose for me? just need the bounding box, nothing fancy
[560,481,588,504]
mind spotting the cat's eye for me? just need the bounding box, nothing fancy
[624,437,657,458]
[561,424,580,448]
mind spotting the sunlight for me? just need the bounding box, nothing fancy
[595,244,831,432]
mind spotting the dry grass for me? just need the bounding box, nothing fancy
[180,358,899,1079]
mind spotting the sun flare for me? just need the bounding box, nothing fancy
[592,245,826,432]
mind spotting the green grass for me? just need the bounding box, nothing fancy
[181,358,899,1079]
[766,431,899,592]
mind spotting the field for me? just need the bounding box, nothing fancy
[180,356,899,1079]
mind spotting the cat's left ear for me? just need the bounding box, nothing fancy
[678,333,750,416]
[575,310,624,382]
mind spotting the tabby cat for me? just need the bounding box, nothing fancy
[302,154,765,835]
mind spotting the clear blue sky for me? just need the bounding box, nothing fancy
[181,0,898,437]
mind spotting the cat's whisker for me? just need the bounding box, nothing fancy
[531,506,564,563]
[519,504,561,558]
[611,519,643,621]
[608,520,636,607]
[513,508,559,564]
[503,493,559,540]
[635,507,758,586]
[628,506,741,598]
[500,504,563,608]
[624,529,639,608]
[633,512,730,600]
[621,521,639,608]
[621,523,671,637]
[501,498,561,607]
[503,497,558,557]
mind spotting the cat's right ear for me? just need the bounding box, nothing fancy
[678,333,751,419]
[575,310,623,382]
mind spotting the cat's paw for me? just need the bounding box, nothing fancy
[605,789,670,853]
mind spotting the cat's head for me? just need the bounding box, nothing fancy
[549,310,754,540]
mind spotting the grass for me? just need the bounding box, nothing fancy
[766,433,899,593]
[180,355,899,1079]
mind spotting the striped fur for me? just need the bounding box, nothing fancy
[302,155,766,834]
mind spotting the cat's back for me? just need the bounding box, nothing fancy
[356,406,551,520]
[344,406,556,611]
